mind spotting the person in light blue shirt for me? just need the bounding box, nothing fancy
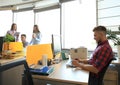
[30,25,41,45]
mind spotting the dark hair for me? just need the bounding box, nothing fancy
[33,25,40,33]
[11,23,17,31]
[93,26,107,34]
[21,34,26,38]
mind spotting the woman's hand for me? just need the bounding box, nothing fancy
[32,33,36,38]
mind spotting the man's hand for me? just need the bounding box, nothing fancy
[74,58,80,62]
[72,59,99,73]
[72,60,80,67]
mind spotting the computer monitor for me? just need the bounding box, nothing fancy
[51,34,62,58]
[0,37,4,53]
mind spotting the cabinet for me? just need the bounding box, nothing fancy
[104,69,118,85]
[0,65,24,85]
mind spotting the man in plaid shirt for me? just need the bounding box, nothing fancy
[72,26,113,85]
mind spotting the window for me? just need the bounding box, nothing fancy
[97,0,120,51]
[62,0,96,50]
[13,10,34,42]
[35,9,60,44]
[0,10,12,36]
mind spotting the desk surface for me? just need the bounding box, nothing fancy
[33,60,89,85]
[112,57,120,64]
[0,51,25,66]
[32,57,120,85]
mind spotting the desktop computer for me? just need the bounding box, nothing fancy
[51,34,62,58]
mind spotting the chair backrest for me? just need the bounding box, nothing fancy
[98,58,115,79]
[26,44,53,65]
[0,36,4,52]
[22,59,34,85]
[88,57,116,85]
[0,58,34,85]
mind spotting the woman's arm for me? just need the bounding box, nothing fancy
[34,33,41,42]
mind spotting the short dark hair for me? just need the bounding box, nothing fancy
[21,34,26,38]
[93,26,107,34]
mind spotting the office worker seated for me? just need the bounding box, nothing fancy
[30,25,41,45]
[7,23,20,42]
[21,34,29,48]
[72,26,113,85]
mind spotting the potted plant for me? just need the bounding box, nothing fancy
[107,29,120,58]
[3,34,15,51]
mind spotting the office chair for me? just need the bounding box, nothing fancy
[88,57,116,85]
[0,58,34,85]
[0,36,4,53]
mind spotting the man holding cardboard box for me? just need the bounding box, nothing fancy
[72,26,114,85]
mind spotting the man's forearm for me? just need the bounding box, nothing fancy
[80,59,89,64]
[78,63,99,74]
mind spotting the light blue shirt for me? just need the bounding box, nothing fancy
[30,32,41,45]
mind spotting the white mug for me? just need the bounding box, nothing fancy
[42,54,48,66]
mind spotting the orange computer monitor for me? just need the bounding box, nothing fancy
[26,43,53,65]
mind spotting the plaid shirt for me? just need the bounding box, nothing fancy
[89,40,113,74]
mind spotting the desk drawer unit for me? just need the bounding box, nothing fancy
[104,70,118,85]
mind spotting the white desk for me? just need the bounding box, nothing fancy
[32,60,89,85]
[32,57,120,85]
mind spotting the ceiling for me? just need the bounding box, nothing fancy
[0,0,59,11]
[0,0,74,11]
[0,0,40,7]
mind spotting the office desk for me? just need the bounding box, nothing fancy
[32,60,89,85]
[111,58,120,85]
[32,58,120,85]
[0,51,25,66]
[0,51,25,85]
[112,58,120,64]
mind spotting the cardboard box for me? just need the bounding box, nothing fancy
[69,47,87,59]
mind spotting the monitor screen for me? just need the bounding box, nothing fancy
[51,34,62,58]
[0,37,4,52]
